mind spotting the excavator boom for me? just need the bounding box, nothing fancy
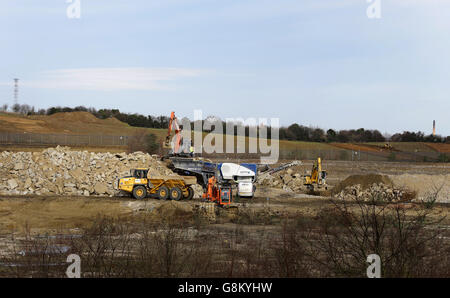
[164,111,183,154]
[304,157,327,190]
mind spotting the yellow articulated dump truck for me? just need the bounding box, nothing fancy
[118,168,196,200]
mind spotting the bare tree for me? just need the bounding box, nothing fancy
[303,189,447,277]
[12,103,20,113]
[18,104,31,114]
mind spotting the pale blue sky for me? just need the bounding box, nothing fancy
[0,0,449,135]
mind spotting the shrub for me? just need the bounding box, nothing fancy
[437,153,449,163]
[127,131,160,154]
[304,192,447,277]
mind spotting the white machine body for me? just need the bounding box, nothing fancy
[219,163,256,198]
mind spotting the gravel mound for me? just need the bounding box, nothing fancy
[334,183,412,203]
[0,146,174,196]
[332,174,393,194]
[257,166,307,192]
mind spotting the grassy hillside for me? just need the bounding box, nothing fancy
[0,112,336,149]
[0,112,448,156]
[0,111,143,135]
[366,142,438,153]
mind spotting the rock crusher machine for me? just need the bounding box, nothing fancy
[168,158,256,206]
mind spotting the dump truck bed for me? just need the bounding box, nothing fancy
[146,175,197,185]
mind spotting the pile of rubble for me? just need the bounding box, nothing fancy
[334,183,409,203]
[257,168,307,192]
[0,146,175,196]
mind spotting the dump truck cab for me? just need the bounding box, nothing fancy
[131,168,148,179]
[117,168,150,198]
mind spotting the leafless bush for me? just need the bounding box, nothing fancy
[270,220,313,277]
[0,194,447,278]
[420,184,444,209]
[301,190,447,277]
[232,207,274,225]
[0,231,73,278]
[69,217,136,277]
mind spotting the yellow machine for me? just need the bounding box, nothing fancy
[304,157,327,191]
[118,168,196,200]
[382,143,393,151]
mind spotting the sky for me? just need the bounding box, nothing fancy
[0,0,449,135]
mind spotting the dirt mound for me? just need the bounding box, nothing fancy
[332,174,393,194]
[48,112,128,127]
[0,114,48,133]
[48,111,102,123]
[0,112,138,136]
[103,117,129,126]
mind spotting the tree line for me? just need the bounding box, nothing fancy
[1,104,448,143]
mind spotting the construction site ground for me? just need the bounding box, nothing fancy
[0,159,448,235]
[0,158,448,277]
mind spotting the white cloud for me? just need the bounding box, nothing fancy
[18,67,205,91]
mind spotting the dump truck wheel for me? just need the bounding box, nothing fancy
[133,186,147,199]
[184,186,194,200]
[170,187,183,201]
[157,186,169,200]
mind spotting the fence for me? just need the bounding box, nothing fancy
[278,149,447,162]
[0,132,448,162]
[0,132,129,147]
[204,149,448,162]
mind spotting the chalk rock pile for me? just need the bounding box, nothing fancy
[257,168,307,192]
[334,183,409,203]
[0,146,174,196]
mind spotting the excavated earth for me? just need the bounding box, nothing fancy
[0,149,448,237]
[256,160,449,203]
[0,146,185,197]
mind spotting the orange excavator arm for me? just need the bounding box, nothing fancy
[165,111,182,153]
[203,176,217,201]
